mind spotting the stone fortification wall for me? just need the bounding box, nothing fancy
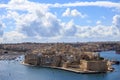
[80,60,108,72]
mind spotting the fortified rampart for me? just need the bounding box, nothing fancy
[24,44,113,73]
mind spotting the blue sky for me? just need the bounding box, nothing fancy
[0,0,120,43]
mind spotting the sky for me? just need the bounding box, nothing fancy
[0,0,120,43]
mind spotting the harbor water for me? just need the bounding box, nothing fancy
[0,51,120,80]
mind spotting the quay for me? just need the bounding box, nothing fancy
[22,62,113,74]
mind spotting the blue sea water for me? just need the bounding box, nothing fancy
[0,51,120,80]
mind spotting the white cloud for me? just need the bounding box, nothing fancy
[71,9,80,17]
[0,38,3,42]
[0,0,62,38]
[62,20,77,36]
[96,20,102,25]
[9,0,27,4]
[62,8,87,18]
[62,8,70,17]
[71,9,87,18]
[0,1,120,10]
[0,21,5,37]
[50,1,120,9]
[1,10,20,21]
[18,11,63,38]
[112,15,120,29]
[76,25,120,38]
[0,29,3,37]
[2,31,26,43]
[101,16,106,19]
[75,15,120,39]
[0,0,120,42]
[0,0,63,42]
[0,0,49,13]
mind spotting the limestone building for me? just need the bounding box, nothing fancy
[24,44,113,73]
[80,60,108,72]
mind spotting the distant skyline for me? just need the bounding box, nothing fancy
[0,0,120,43]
